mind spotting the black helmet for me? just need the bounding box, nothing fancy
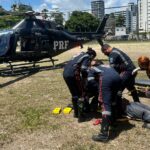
[86,47,96,58]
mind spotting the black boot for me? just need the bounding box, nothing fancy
[131,88,140,102]
[111,105,117,123]
[83,99,90,113]
[90,96,98,112]
[72,97,78,118]
[92,116,110,142]
[78,98,86,122]
[116,95,124,119]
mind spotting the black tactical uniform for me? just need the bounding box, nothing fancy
[108,48,140,102]
[63,49,96,121]
[87,65,121,142]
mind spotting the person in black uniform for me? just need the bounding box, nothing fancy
[101,44,140,103]
[87,61,121,142]
[63,48,96,122]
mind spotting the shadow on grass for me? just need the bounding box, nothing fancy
[0,61,68,88]
[0,70,39,88]
[109,120,135,140]
[78,97,136,140]
[77,111,102,123]
[0,60,68,77]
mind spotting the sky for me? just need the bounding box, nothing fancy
[0,0,137,13]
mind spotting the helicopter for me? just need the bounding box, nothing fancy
[0,11,108,70]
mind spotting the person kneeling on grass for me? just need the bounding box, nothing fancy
[87,60,122,142]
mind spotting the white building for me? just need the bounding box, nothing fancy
[132,15,137,32]
[114,10,126,20]
[115,27,126,36]
[114,11,127,29]
[91,0,105,20]
[138,0,150,32]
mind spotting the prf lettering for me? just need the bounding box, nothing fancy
[53,40,69,51]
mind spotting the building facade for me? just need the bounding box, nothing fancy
[138,0,150,33]
[11,3,32,12]
[113,3,138,34]
[91,0,104,20]
[114,10,126,19]
[114,10,126,27]
[126,3,137,33]
[115,27,126,36]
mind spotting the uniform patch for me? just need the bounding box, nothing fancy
[109,57,113,63]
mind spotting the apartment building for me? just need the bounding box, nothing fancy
[91,0,105,20]
[138,0,150,32]
[126,3,137,33]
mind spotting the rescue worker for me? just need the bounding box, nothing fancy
[88,61,121,142]
[101,44,140,103]
[138,56,150,78]
[85,60,104,112]
[132,56,150,98]
[63,48,96,122]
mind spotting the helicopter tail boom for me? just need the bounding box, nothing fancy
[96,14,109,34]
[71,14,109,44]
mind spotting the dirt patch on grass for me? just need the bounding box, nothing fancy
[0,41,150,149]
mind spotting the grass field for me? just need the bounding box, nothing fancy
[0,41,150,150]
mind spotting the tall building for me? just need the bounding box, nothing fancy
[114,10,126,28]
[114,11,126,19]
[138,0,150,32]
[126,3,137,33]
[91,0,104,20]
[114,3,138,33]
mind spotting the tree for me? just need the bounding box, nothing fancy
[11,4,17,12]
[42,9,48,13]
[0,5,8,16]
[65,11,100,32]
[41,9,49,20]
[50,11,64,25]
[116,14,125,27]
[0,15,23,29]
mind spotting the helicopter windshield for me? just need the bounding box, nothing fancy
[12,19,25,30]
[12,18,45,30]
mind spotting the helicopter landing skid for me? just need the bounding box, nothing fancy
[0,59,58,76]
[8,59,58,70]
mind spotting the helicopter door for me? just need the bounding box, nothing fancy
[0,30,14,56]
